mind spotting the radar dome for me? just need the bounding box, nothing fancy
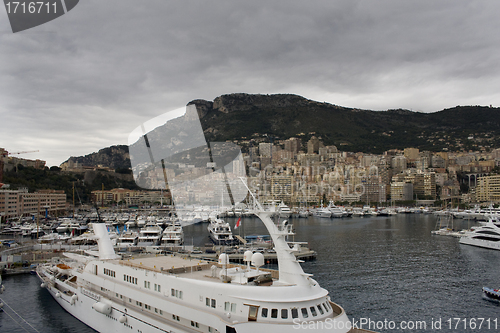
[251,252,264,268]
[218,253,229,265]
[244,251,253,262]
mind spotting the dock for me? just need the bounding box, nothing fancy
[190,247,316,264]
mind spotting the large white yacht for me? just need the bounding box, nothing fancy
[137,222,163,246]
[459,216,500,250]
[160,221,184,247]
[278,201,292,218]
[116,230,139,248]
[36,202,373,333]
[207,218,235,245]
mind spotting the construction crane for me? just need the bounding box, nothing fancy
[0,150,39,184]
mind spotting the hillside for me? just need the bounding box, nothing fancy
[191,93,500,153]
[61,145,131,170]
[64,94,500,169]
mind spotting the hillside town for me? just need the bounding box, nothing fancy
[2,136,500,222]
[238,135,500,207]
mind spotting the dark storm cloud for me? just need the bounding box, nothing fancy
[1,0,500,165]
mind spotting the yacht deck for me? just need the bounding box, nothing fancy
[115,254,280,284]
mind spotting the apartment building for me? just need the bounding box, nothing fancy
[0,189,66,219]
[476,175,500,202]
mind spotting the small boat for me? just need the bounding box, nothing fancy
[278,201,292,218]
[482,287,500,302]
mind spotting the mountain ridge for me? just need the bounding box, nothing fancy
[62,93,500,168]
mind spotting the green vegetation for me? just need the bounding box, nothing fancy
[195,94,500,153]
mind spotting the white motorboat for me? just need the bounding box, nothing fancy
[116,230,139,248]
[207,218,235,245]
[278,201,292,218]
[459,216,500,250]
[137,222,163,246]
[160,222,184,247]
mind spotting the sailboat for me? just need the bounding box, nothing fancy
[431,213,464,237]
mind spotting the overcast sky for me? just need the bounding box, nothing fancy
[1,0,500,167]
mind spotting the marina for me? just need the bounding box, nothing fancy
[1,213,500,332]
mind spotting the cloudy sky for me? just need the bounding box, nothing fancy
[1,0,500,167]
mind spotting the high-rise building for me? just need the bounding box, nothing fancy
[392,155,407,174]
[476,175,500,202]
[390,182,413,201]
[270,176,293,204]
[307,136,320,154]
[258,143,272,157]
[284,137,301,154]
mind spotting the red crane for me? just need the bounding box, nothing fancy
[0,150,39,184]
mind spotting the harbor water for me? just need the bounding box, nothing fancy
[1,214,499,332]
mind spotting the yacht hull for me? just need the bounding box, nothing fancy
[459,236,500,250]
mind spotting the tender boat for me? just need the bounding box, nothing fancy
[482,287,500,302]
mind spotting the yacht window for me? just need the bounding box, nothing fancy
[173,289,176,297]
[248,305,259,321]
[301,308,309,318]
[281,309,288,319]
[310,306,317,317]
[231,303,237,313]
[291,308,298,319]
[317,305,324,315]
[206,298,210,306]
[179,291,183,299]
[211,299,216,308]
[225,302,230,311]
[271,309,278,318]
[322,302,328,311]
[261,308,268,318]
